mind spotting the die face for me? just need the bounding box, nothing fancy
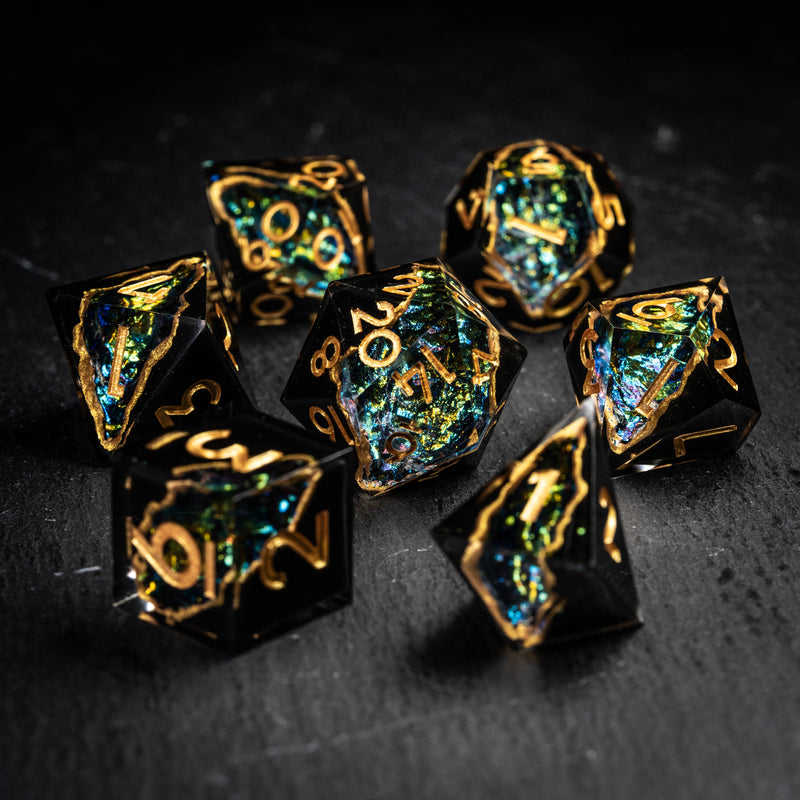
[443,140,634,333]
[433,400,640,650]
[47,252,252,457]
[281,258,527,494]
[112,412,354,651]
[564,276,761,474]
[203,156,375,326]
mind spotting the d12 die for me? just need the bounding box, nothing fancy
[563,276,761,474]
[112,412,354,651]
[203,155,375,326]
[433,399,642,650]
[281,258,527,495]
[46,251,251,458]
[442,139,634,333]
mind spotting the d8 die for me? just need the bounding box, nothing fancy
[203,155,375,326]
[563,276,761,474]
[46,252,252,458]
[281,258,527,495]
[433,399,641,650]
[442,139,634,333]
[112,412,354,651]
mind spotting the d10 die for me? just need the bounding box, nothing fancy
[112,412,354,651]
[563,276,761,474]
[203,155,375,326]
[442,139,634,333]
[281,258,527,495]
[46,252,252,458]
[433,399,642,650]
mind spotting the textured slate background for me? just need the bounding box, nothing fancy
[2,15,798,800]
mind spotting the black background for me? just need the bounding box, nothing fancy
[2,14,798,800]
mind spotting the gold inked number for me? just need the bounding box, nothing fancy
[392,363,433,403]
[118,273,171,302]
[507,217,568,246]
[711,328,739,390]
[618,297,679,327]
[184,429,283,473]
[519,469,561,526]
[520,145,561,176]
[358,328,401,368]
[597,193,626,230]
[579,327,601,396]
[309,404,354,445]
[261,200,300,243]
[260,509,330,590]
[108,325,129,398]
[312,227,345,272]
[471,328,500,386]
[380,272,424,298]
[420,345,456,383]
[455,188,484,230]
[598,486,621,563]
[543,277,591,319]
[351,301,396,333]
[155,379,223,429]
[310,335,342,377]
[634,358,681,418]
[131,521,204,591]
[242,238,272,273]
[290,159,347,191]
[250,287,294,325]
[673,425,738,457]
[473,263,510,308]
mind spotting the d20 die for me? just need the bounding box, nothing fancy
[112,411,354,651]
[442,139,634,334]
[281,258,527,495]
[203,155,375,326]
[433,399,642,650]
[563,276,761,474]
[46,251,252,458]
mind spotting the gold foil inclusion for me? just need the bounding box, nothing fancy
[72,256,206,451]
[460,416,590,649]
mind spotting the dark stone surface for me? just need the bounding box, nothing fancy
[2,15,798,800]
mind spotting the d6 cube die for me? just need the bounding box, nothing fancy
[433,399,641,650]
[281,258,527,495]
[46,251,252,459]
[203,155,375,326]
[112,411,354,651]
[563,276,761,474]
[442,139,634,333]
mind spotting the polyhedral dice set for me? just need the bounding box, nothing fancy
[45,140,761,654]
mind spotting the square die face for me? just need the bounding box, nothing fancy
[112,413,353,650]
[203,156,375,325]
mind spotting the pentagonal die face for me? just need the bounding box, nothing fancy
[203,156,375,325]
[563,276,761,474]
[442,140,634,333]
[281,258,527,494]
[46,251,251,459]
[112,413,354,651]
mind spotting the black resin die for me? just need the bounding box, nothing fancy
[280,258,527,495]
[46,251,252,459]
[112,411,354,651]
[442,139,634,334]
[433,399,642,650]
[203,155,376,326]
[563,275,761,474]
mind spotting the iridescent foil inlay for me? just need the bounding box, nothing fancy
[334,263,502,493]
[461,417,589,648]
[73,257,206,451]
[206,166,366,300]
[128,453,320,622]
